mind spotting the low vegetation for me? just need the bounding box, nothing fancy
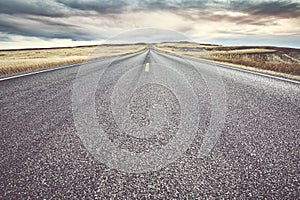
[0,44,146,76]
[154,42,300,77]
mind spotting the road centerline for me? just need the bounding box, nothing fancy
[145,62,150,72]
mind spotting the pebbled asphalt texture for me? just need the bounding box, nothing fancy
[0,48,299,199]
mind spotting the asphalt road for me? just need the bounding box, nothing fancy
[0,47,299,199]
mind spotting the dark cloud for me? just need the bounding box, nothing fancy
[136,0,300,18]
[56,0,129,13]
[24,16,80,28]
[134,0,298,15]
[0,0,299,45]
[0,0,298,18]
[56,0,209,13]
[0,15,94,40]
[230,0,300,18]
[133,0,225,11]
[0,0,71,17]
[175,0,299,27]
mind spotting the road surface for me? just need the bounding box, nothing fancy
[0,47,299,199]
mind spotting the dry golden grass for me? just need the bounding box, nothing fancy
[0,44,146,76]
[154,42,300,76]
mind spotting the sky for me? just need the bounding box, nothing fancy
[0,0,299,49]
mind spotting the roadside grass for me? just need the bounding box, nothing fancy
[154,42,300,77]
[0,44,147,76]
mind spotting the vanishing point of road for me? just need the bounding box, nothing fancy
[0,46,299,199]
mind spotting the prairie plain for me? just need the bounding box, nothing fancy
[154,42,300,78]
[0,44,146,76]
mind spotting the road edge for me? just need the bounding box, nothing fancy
[0,48,147,82]
[153,48,300,84]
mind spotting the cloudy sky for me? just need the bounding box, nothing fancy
[0,0,299,49]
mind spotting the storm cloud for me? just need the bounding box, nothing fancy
[0,0,72,17]
[57,0,129,14]
[0,0,299,48]
[230,0,300,18]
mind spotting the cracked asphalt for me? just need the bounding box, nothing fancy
[0,47,299,199]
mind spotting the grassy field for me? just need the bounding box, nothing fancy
[0,44,146,76]
[154,42,300,77]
